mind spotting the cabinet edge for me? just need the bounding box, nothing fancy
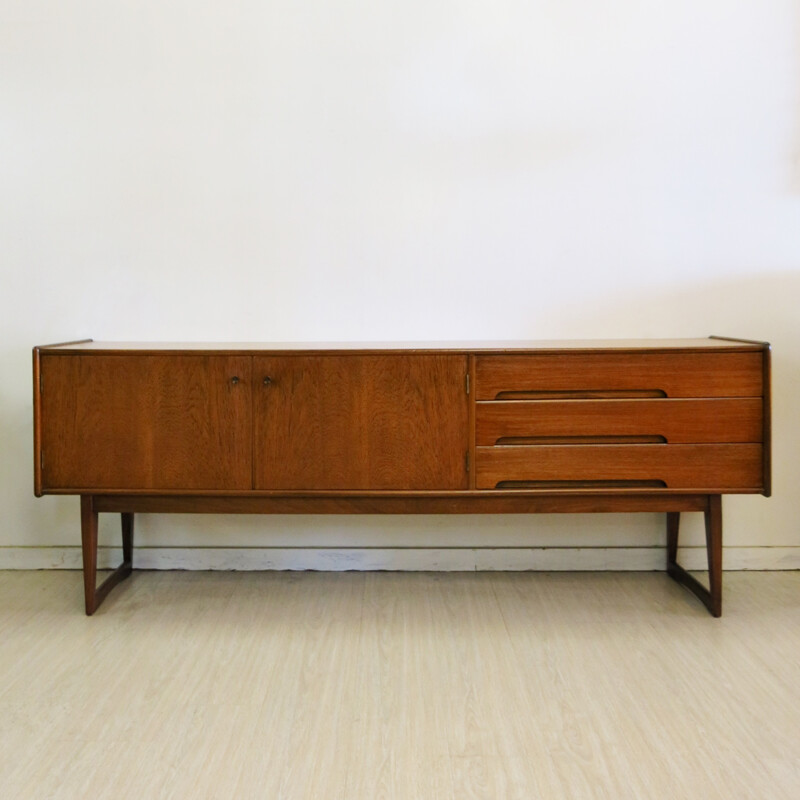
[762,342,772,497]
[32,347,43,497]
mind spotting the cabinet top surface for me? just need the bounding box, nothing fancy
[35,338,765,355]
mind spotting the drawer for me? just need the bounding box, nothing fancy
[475,444,764,491]
[475,353,764,400]
[475,398,763,446]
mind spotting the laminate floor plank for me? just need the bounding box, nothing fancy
[427,574,553,798]
[0,569,798,799]
[490,572,798,799]
[265,572,364,800]
[347,573,458,800]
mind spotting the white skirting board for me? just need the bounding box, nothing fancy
[1,546,798,571]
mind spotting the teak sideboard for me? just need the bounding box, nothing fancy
[33,338,771,616]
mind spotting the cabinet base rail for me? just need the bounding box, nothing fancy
[78,492,723,617]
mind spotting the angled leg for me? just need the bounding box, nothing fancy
[122,512,134,564]
[80,496,134,616]
[80,495,99,616]
[665,496,723,617]
[704,495,723,617]
[666,511,680,567]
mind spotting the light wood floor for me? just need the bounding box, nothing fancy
[1,570,798,799]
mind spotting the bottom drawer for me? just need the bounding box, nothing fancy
[475,444,763,491]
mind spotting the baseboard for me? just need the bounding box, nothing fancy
[1,546,798,571]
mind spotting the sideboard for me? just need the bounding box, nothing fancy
[33,337,771,616]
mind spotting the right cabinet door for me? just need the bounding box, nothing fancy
[474,350,766,492]
[253,354,469,490]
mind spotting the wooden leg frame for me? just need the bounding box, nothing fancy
[78,493,723,616]
[666,495,723,617]
[80,495,134,616]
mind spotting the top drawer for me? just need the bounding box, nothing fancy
[475,352,764,400]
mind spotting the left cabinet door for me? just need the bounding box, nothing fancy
[38,355,253,492]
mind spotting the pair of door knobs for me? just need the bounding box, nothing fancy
[230,376,272,386]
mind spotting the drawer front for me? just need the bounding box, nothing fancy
[475,444,764,491]
[476,398,763,446]
[475,352,764,400]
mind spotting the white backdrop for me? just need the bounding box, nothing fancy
[2,1,798,568]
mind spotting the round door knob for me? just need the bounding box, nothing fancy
[263,376,272,386]
[231,376,240,385]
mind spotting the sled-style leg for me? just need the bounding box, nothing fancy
[80,496,134,615]
[666,496,722,617]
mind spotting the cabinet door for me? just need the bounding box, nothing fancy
[40,355,252,491]
[253,355,469,490]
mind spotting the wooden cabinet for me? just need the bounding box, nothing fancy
[32,338,771,616]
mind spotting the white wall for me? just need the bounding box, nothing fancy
[2,1,798,568]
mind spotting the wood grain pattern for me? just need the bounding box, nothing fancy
[475,352,764,400]
[475,444,763,490]
[476,398,763,445]
[40,355,253,491]
[253,355,469,490]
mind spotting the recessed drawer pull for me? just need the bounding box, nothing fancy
[495,435,667,446]
[494,389,667,400]
[496,479,668,490]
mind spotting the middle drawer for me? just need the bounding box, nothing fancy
[475,398,763,446]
